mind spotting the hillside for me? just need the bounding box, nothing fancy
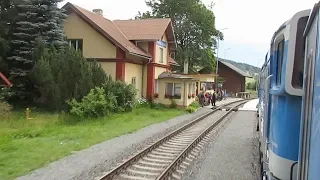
[219,58,261,76]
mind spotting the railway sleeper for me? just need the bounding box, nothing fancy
[137,159,168,167]
[148,153,175,160]
[126,167,160,176]
[152,149,179,156]
[157,146,182,153]
[131,164,164,172]
[117,173,152,180]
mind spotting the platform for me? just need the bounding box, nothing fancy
[205,98,258,112]
[183,110,259,180]
[238,98,258,111]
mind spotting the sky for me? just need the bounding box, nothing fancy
[58,0,318,67]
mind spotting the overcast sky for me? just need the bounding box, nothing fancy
[58,0,318,67]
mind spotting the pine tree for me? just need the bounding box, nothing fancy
[7,0,38,77]
[6,0,67,102]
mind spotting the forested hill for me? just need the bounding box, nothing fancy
[219,58,261,76]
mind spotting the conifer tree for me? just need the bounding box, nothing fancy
[6,0,67,101]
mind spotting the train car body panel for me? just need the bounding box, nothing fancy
[298,2,320,180]
[307,23,320,179]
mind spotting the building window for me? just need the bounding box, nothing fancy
[131,77,136,87]
[159,47,164,63]
[68,39,83,52]
[154,79,158,93]
[165,83,181,99]
[276,39,284,85]
[189,83,195,94]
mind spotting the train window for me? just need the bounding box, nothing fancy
[276,40,284,85]
[292,16,309,88]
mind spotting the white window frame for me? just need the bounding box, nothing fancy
[68,39,83,51]
[165,83,181,99]
[131,77,136,87]
[159,47,164,63]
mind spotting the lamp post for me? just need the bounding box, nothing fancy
[215,28,227,91]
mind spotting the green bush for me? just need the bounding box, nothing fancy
[186,106,196,113]
[0,88,12,119]
[189,101,200,109]
[67,87,116,118]
[102,79,137,112]
[169,98,177,108]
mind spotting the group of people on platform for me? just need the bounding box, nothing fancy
[197,89,227,107]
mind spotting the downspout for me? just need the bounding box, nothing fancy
[183,79,186,107]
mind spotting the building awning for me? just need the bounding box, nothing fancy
[158,72,196,80]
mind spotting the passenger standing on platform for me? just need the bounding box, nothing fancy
[197,91,205,107]
[211,91,216,106]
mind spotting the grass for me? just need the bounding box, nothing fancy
[0,107,185,180]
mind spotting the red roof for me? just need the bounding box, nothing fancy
[113,18,175,42]
[62,2,179,65]
[63,3,151,58]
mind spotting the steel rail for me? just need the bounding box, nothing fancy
[156,100,248,180]
[98,99,249,180]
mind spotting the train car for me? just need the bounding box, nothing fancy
[296,2,320,180]
[258,51,271,178]
[259,9,310,180]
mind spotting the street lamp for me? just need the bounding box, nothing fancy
[224,48,231,59]
[215,28,227,91]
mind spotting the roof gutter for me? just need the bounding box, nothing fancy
[128,52,152,60]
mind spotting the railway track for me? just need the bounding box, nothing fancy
[97,99,249,180]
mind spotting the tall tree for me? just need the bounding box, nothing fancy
[7,0,67,77]
[136,0,223,72]
[0,0,15,74]
[5,0,67,101]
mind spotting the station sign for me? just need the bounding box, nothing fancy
[156,40,167,48]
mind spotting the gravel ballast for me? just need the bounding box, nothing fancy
[182,110,260,180]
[16,98,242,180]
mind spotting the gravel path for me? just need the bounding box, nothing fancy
[182,110,260,180]
[16,98,242,180]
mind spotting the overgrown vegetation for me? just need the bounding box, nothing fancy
[186,101,200,113]
[0,108,185,180]
[29,45,108,110]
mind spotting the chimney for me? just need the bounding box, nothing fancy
[93,9,103,16]
[183,60,189,74]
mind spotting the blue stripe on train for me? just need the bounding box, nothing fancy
[269,95,302,160]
